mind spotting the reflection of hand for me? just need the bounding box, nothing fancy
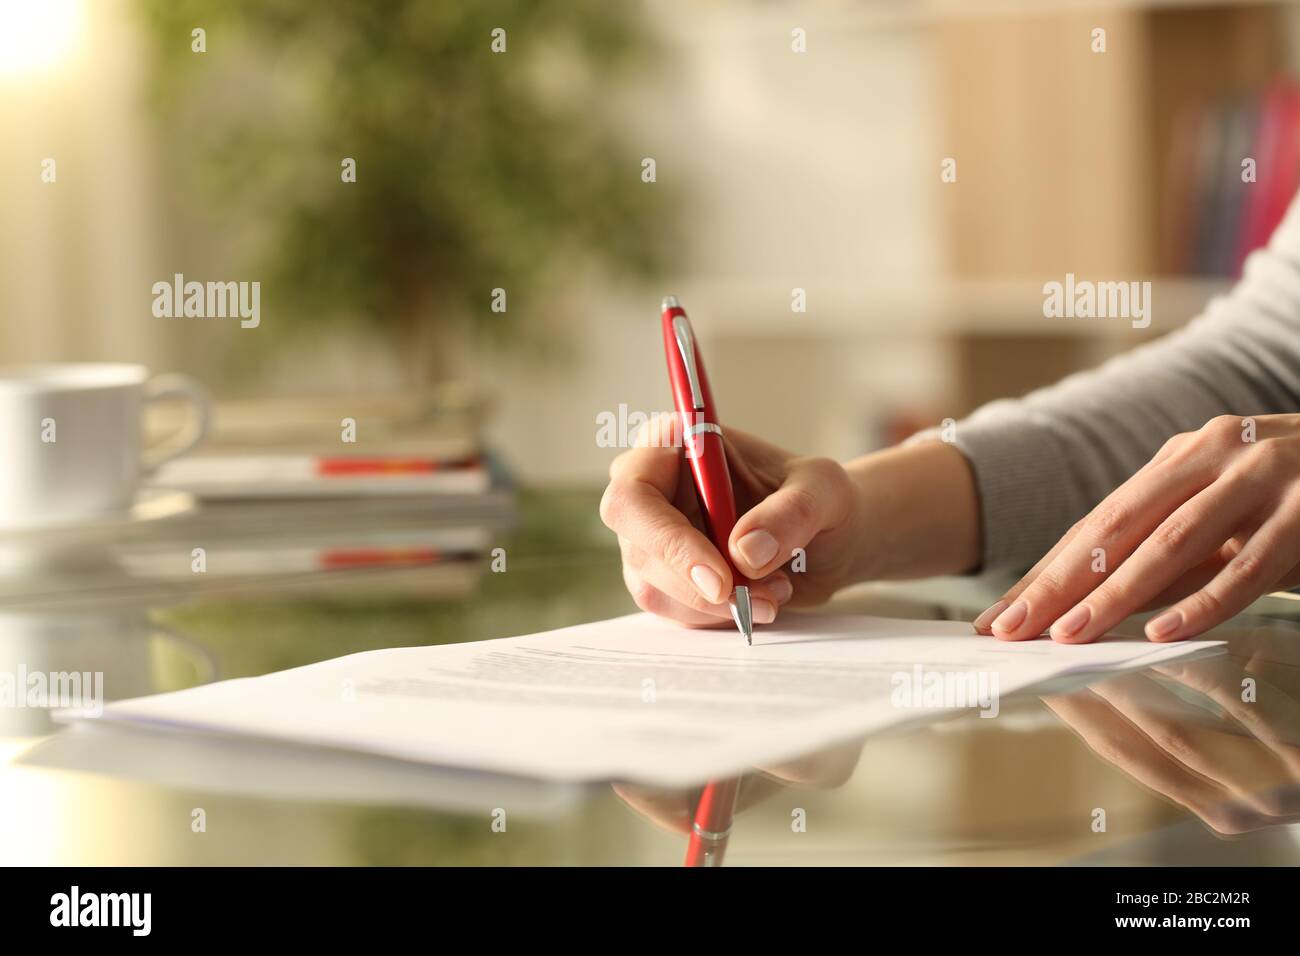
[977,414,1300,643]
[612,742,862,835]
[1043,639,1300,835]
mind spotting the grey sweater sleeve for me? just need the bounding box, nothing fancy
[909,195,1300,572]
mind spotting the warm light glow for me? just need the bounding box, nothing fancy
[0,0,83,78]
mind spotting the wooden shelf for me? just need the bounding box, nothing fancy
[670,276,1231,338]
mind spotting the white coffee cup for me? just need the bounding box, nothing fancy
[0,363,212,528]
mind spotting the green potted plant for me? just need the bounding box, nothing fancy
[137,0,671,390]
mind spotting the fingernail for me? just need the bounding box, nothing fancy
[991,600,1028,634]
[768,576,793,604]
[1051,603,1092,640]
[736,529,779,571]
[751,598,776,625]
[1146,608,1183,640]
[973,599,1008,631]
[690,565,723,603]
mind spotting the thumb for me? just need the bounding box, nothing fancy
[728,457,852,578]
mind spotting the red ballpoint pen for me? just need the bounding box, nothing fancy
[660,295,754,644]
[684,777,740,867]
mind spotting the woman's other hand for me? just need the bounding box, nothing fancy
[977,414,1300,643]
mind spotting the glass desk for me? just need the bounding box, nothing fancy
[2,490,1298,866]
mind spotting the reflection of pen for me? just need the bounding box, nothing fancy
[684,778,740,867]
[661,296,753,644]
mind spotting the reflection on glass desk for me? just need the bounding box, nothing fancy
[2,491,1299,865]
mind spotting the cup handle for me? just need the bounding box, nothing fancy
[150,623,220,686]
[141,374,213,474]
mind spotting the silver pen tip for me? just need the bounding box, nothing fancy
[662,295,680,310]
[729,586,753,645]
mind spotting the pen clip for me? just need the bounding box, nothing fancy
[671,314,706,411]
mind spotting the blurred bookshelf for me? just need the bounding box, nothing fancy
[693,275,1228,459]
[927,1,1295,416]
[673,1,1291,460]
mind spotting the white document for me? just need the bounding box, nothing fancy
[76,613,1224,786]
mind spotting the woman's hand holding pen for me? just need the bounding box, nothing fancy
[977,414,1300,644]
[600,414,981,628]
[600,414,861,627]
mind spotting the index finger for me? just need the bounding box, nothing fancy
[601,417,734,603]
[988,456,1215,641]
[973,444,1204,635]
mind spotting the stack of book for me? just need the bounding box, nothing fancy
[1162,79,1300,278]
[139,391,511,592]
